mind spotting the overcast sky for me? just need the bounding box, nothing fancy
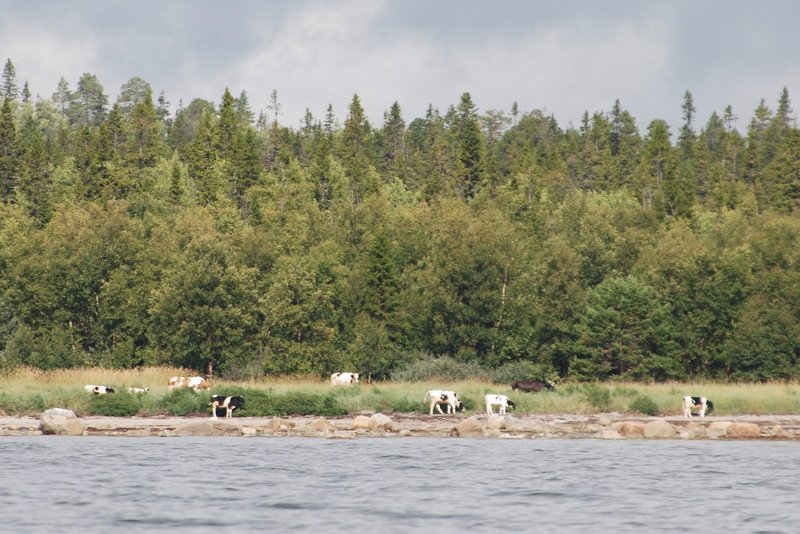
[1,0,799,134]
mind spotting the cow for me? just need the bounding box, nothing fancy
[126,386,149,394]
[424,390,465,415]
[84,384,115,394]
[511,380,556,393]
[683,396,714,418]
[210,395,245,418]
[168,376,210,391]
[485,394,516,415]
[330,372,360,386]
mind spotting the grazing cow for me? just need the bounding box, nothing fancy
[511,380,556,393]
[330,372,360,386]
[424,390,465,415]
[84,384,115,395]
[168,376,210,391]
[683,396,714,418]
[126,386,149,394]
[485,394,516,415]
[210,395,245,418]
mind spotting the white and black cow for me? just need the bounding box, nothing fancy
[485,394,516,415]
[330,372,360,386]
[210,395,245,418]
[84,384,115,394]
[682,396,714,418]
[425,390,465,415]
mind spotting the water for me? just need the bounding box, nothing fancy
[1,437,798,533]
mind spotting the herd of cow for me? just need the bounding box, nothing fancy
[82,374,715,419]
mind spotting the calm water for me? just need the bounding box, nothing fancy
[1,436,798,533]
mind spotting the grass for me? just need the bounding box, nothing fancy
[1,366,800,417]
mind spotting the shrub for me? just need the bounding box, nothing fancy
[88,393,143,417]
[158,388,208,416]
[629,395,660,416]
[583,383,611,411]
[0,393,47,415]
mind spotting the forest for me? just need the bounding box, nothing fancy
[0,57,799,383]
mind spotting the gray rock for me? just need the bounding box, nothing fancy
[352,415,371,430]
[486,414,507,430]
[40,408,83,436]
[728,422,761,439]
[454,416,484,437]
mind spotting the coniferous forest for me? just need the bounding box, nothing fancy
[1,58,800,382]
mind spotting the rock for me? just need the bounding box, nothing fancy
[40,408,83,436]
[644,419,676,439]
[596,416,612,427]
[271,418,296,431]
[352,415,371,430]
[174,421,240,436]
[454,416,484,437]
[309,418,332,431]
[486,414,507,430]
[708,421,732,439]
[616,421,645,437]
[598,429,623,439]
[728,422,761,439]
[240,426,258,437]
[369,413,393,431]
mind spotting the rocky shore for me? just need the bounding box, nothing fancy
[5,410,800,439]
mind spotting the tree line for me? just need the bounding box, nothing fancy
[1,58,799,382]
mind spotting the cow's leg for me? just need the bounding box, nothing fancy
[486,404,492,415]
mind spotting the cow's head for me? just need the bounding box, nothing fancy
[705,399,714,413]
[506,399,516,410]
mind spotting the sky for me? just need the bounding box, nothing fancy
[1,0,799,134]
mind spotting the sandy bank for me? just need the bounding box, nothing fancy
[5,412,800,439]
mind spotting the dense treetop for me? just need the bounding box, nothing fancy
[1,58,799,381]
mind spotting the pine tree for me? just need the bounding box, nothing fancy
[187,111,219,204]
[0,98,20,201]
[678,90,696,157]
[454,92,484,199]
[379,101,406,179]
[52,77,71,114]
[126,88,165,170]
[1,59,19,101]
[339,94,376,205]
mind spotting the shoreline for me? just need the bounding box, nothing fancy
[8,412,800,439]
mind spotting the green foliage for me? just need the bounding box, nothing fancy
[87,392,143,417]
[582,383,612,411]
[390,356,488,381]
[629,394,660,416]
[158,388,208,416]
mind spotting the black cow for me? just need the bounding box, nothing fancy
[511,380,555,393]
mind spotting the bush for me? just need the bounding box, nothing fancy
[390,356,487,381]
[87,392,143,417]
[583,383,611,411]
[0,393,47,415]
[629,395,659,416]
[158,388,208,416]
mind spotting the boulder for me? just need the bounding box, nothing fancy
[596,416,612,427]
[644,419,676,439]
[728,422,761,439]
[616,421,645,437]
[369,413,393,431]
[40,408,83,436]
[352,415,371,430]
[707,421,732,439]
[454,416,484,437]
[486,414,507,430]
[240,426,258,437]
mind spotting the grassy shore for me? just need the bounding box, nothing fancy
[1,366,800,417]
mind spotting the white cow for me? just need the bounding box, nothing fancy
[683,396,714,418]
[84,384,115,394]
[168,376,210,391]
[126,386,149,394]
[330,372,360,386]
[485,394,516,415]
[425,390,464,415]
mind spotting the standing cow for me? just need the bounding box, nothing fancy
[511,380,555,393]
[683,396,714,418]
